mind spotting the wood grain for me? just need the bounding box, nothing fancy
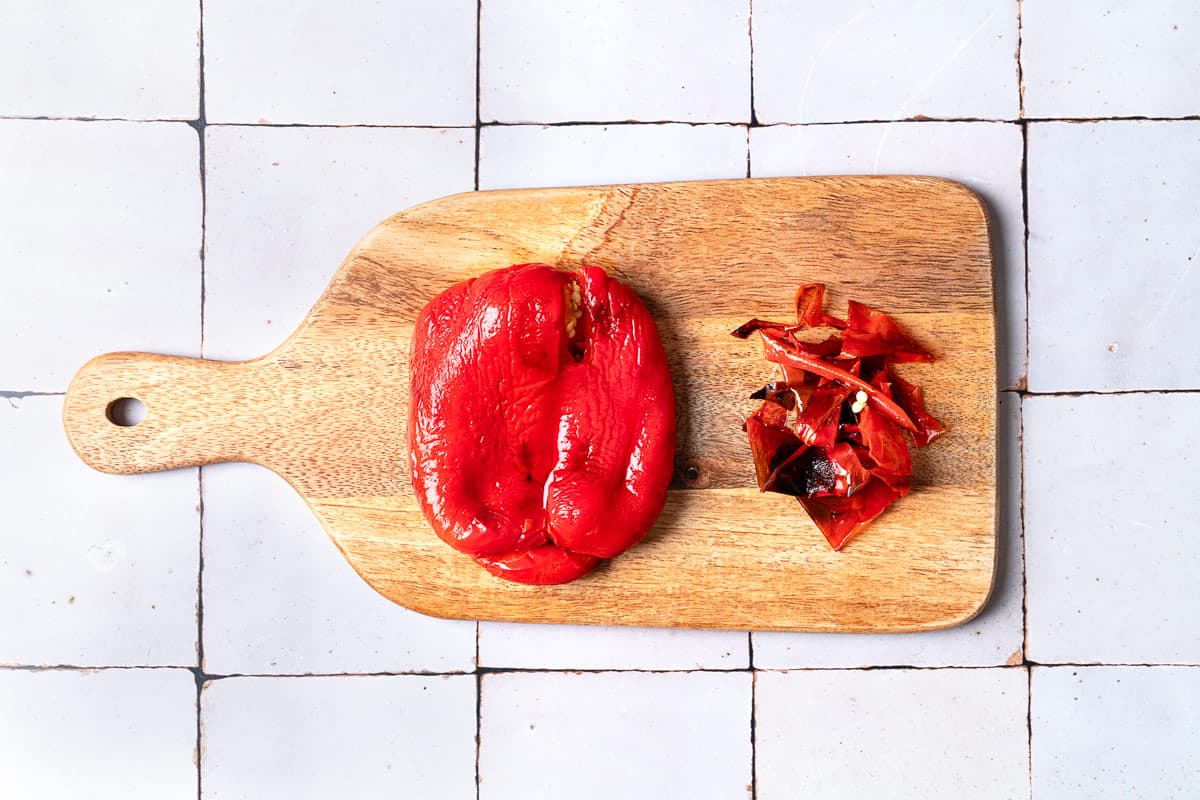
[62,177,997,632]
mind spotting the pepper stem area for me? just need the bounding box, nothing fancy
[564,279,585,362]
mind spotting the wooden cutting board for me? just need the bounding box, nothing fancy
[63,177,997,632]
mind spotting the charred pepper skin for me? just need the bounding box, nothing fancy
[408,263,677,585]
[734,283,945,550]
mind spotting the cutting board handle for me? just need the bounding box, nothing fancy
[63,351,269,475]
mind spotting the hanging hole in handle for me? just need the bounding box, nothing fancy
[106,397,147,427]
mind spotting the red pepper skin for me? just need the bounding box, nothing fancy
[794,283,848,329]
[408,263,676,585]
[888,372,946,447]
[841,300,934,362]
[733,282,943,550]
[758,329,921,433]
[799,477,909,550]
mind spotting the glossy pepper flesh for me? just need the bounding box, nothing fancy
[408,263,677,585]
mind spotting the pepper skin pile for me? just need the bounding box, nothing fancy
[734,283,946,550]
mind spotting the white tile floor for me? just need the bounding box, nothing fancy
[755,668,1030,800]
[201,674,477,799]
[3,2,1199,797]
[0,668,197,799]
[479,671,753,799]
[752,0,1019,124]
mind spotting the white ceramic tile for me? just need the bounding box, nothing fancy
[754,393,1023,667]
[203,0,475,125]
[480,672,752,800]
[479,624,747,670]
[0,668,196,799]
[1025,393,1200,664]
[0,397,198,667]
[1034,666,1200,798]
[1023,2,1200,118]
[481,0,750,123]
[756,668,1029,800]
[0,120,200,391]
[0,0,199,120]
[480,123,748,189]
[201,462,475,675]
[203,125,473,361]
[202,675,476,800]
[753,0,1019,124]
[1027,122,1200,392]
[751,121,1026,388]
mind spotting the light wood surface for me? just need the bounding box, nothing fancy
[62,177,997,632]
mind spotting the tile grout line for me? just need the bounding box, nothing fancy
[1013,387,1200,396]
[745,0,753,177]
[1016,0,1025,120]
[474,624,481,797]
[1016,0,1031,685]
[194,121,474,130]
[1017,388,1029,666]
[475,671,483,800]
[1020,120,1031,393]
[0,114,204,123]
[473,0,482,191]
[8,115,1200,127]
[1017,359,1033,791]
[1027,665,1034,797]
[2,661,1195,675]
[0,391,64,409]
[194,467,206,800]
[748,631,757,800]
[1017,0,1031,396]
[193,3,208,797]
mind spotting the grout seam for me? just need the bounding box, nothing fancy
[748,632,758,800]
[744,0,753,179]
[194,133,207,355]
[0,391,65,399]
[475,672,483,800]
[1019,119,1031,390]
[0,114,201,123]
[1016,0,1025,119]
[1018,384,1032,790]
[196,465,207,799]
[474,620,481,797]
[1017,384,1029,667]
[1017,398,1029,660]
[6,115,1200,127]
[2,661,1195,675]
[743,0,753,176]
[194,4,207,797]
[1027,664,1034,797]
[473,0,482,192]
[1015,387,1200,397]
[204,121,474,129]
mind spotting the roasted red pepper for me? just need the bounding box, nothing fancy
[408,263,676,585]
[734,284,945,550]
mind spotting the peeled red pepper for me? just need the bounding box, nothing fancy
[408,263,676,585]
